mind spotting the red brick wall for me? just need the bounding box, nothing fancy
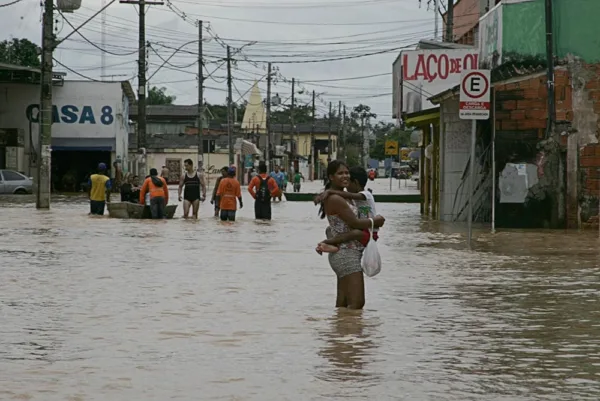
[571,64,600,228]
[442,0,480,42]
[494,70,572,135]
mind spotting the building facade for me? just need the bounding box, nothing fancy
[0,78,131,191]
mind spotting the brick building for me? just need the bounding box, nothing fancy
[428,0,600,228]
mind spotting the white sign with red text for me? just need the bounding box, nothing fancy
[459,70,491,120]
[392,49,479,116]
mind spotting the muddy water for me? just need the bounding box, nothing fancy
[1,189,600,400]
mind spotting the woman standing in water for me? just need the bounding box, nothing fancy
[318,160,385,309]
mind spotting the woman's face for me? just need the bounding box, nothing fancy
[329,165,350,189]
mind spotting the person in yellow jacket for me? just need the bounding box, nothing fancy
[140,168,169,219]
[88,162,112,215]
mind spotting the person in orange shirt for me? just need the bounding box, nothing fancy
[216,167,243,221]
[248,162,279,220]
[140,168,169,219]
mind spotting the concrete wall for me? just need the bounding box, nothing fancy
[440,97,477,221]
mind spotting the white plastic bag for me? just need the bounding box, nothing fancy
[361,218,382,277]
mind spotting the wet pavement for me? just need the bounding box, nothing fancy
[1,180,600,400]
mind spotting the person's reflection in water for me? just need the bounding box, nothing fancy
[316,308,380,383]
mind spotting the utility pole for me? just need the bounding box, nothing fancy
[337,101,341,161]
[434,0,440,41]
[360,116,366,168]
[311,90,316,180]
[445,0,454,42]
[37,0,54,209]
[226,46,233,165]
[327,102,332,164]
[544,0,555,138]
[290,77,296,172]
[342,105,347,162]
[197,20,204,169]
[266,62,272,171]
[120,0,163,177]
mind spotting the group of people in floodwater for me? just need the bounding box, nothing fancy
[88,158,384,310]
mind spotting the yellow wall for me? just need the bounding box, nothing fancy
[295,133,338,160]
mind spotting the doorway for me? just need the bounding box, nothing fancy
[51,150,111,192]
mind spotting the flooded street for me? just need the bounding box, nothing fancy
[2,182,600,400]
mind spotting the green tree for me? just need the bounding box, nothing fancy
[270,104,313,125]
[147,86,176,105]
[369,122,413,160]
[0,38,40,67]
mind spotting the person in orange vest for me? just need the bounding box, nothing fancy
[140,168,169,219]
[216,167,243,221]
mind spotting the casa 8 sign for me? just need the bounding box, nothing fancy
[26,104,114,125]
[459,70,491,120]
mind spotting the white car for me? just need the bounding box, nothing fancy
[0,170,34,194]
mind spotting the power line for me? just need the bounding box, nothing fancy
[157,10,436,26]
[53,58,101,81]
[0,0,24,7]
[174,0,398,8]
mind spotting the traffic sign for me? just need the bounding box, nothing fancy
[459,70,491,120]
[385,140,398,156]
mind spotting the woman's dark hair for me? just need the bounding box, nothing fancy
[318,160,347,219]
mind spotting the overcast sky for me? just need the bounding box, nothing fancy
[1,0,437,122]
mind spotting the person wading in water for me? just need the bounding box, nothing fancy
[216,167,243,221]
[140,168,169,219]
[88,162,111,216]
[210,166,229,217]
[248,162,279,220]
[318,160,385,309]
[178,159,207,219]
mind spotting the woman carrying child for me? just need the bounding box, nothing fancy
[315,161,385,309]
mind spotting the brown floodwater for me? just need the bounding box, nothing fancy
[1,188,600,400]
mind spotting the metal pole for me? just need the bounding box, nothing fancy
[544,0,555,139]
[226,46,233,165]
[197,20,204,169]
[337,101,341,160]
[467,120,476,249]
[266,62,272,171]
[137,0,147,177]
[491,88,496,233]
[360,117,365,168]
[446,0,454,42]
[434,0,439,40]
[291,77,296,171]
[342,105,346,162]
[37,0,54,209]
[311,90,316,180]
[327,102,332,163]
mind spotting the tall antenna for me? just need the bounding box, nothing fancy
[101,0,107,79]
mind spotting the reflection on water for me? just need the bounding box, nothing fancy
[2,190,600,400]
[316,309,380,383]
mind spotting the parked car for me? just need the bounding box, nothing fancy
[0,169,34,194]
